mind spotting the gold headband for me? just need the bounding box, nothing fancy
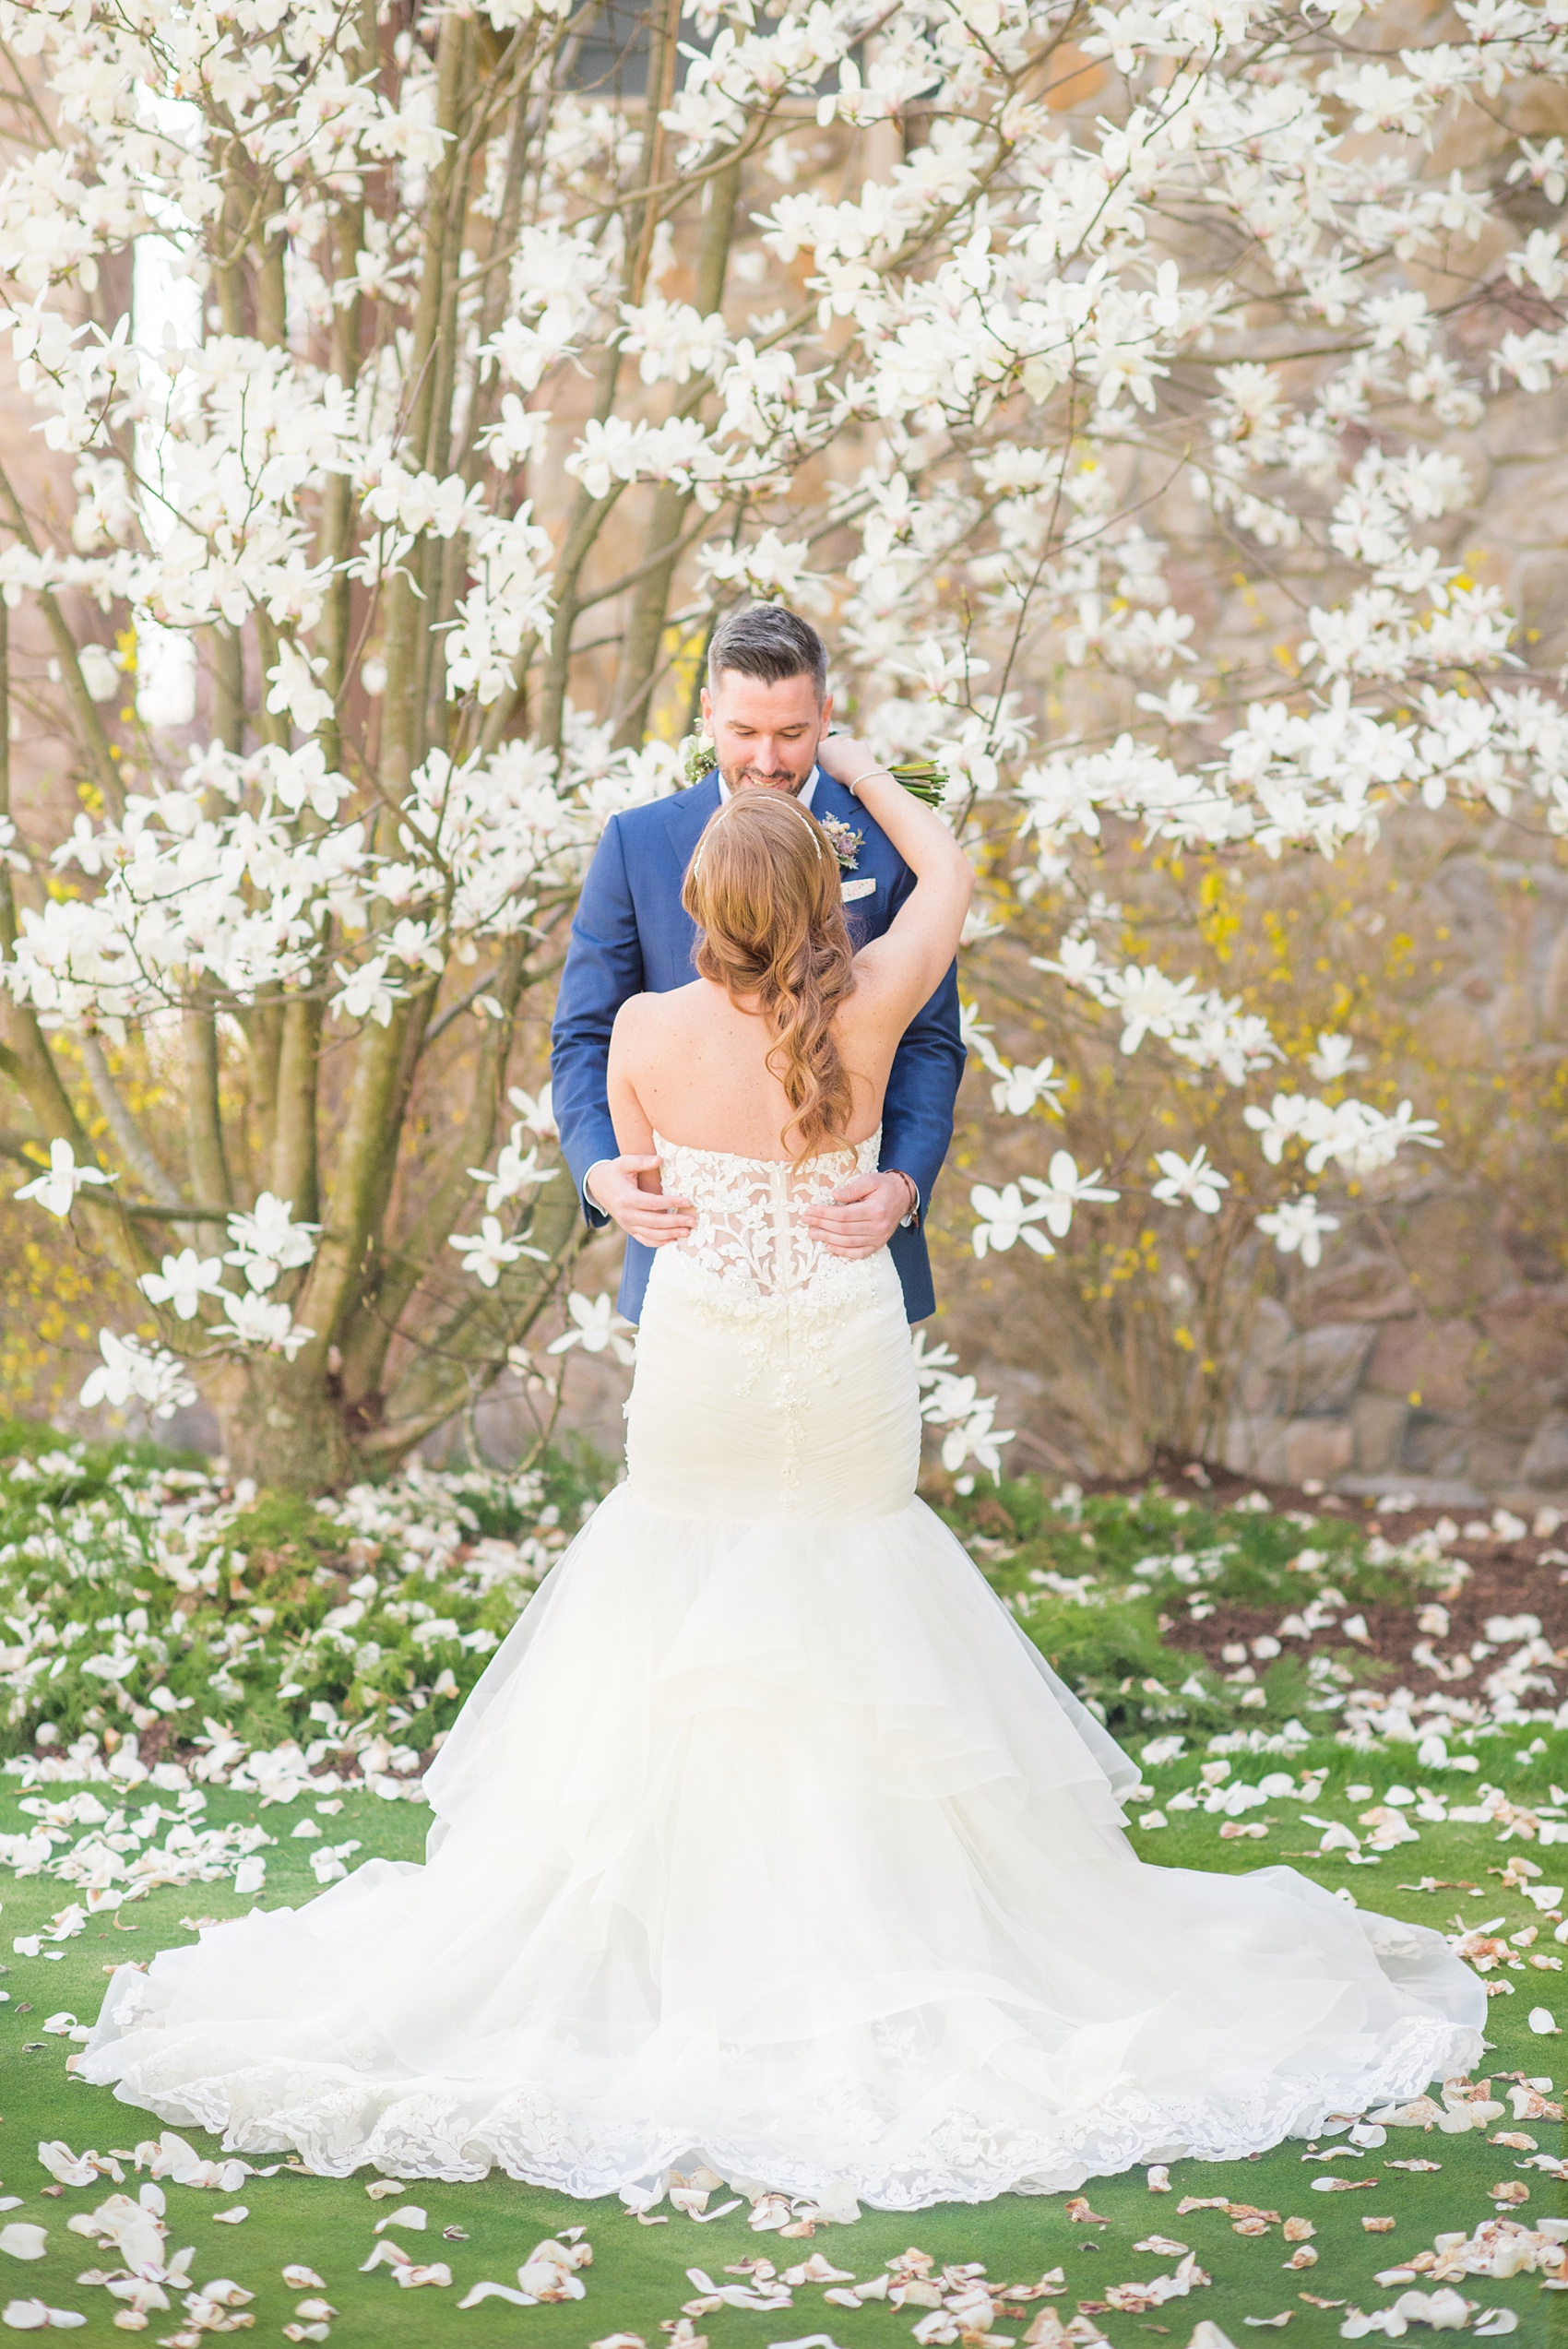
[692,792,823,878]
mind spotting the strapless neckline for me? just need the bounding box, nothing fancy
[650,1122,883,1175]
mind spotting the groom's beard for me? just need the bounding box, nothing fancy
[720,755,813,795]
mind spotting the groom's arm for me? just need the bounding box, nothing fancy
[880,953,966,1222]
[550,814,642,1229]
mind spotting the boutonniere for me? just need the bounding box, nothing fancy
[680,730,718,788]
[819,814,863,870]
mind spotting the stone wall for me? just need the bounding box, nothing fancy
[1218,1181,1568,1508]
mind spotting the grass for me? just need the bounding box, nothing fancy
[0,1751,1560,2348]
[0,1431,1561,2342]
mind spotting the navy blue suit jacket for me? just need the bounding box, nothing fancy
[550,768,966,1323]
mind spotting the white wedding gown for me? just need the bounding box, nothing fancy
[80,1130,1485,2208]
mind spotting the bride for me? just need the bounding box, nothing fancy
[79,752,1484,2209]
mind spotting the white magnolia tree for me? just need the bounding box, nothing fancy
[0,0,1564,1487]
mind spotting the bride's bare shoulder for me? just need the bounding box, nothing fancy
[611,984,703,1052]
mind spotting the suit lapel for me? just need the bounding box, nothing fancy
[646,778,719,990]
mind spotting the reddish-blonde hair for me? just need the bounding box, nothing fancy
[682,792,857,1165]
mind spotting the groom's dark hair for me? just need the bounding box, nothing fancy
[707,604,827,703]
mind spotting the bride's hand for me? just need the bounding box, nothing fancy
[814,731,883,792]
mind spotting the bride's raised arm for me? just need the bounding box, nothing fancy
[816,732,974,1024]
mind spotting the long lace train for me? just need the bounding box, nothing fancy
[77,1133,1486,2207]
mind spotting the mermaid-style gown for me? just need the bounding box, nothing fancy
[78,1130,1485,2207]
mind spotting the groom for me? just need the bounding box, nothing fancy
[551,604,967,1323]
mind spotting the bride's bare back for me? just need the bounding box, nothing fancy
[609,969,897,1164]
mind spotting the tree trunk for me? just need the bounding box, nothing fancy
[224,1356,355,1493]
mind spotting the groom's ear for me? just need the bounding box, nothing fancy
[818,690,833,738]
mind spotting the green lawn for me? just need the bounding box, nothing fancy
[0,1751,1561,2349]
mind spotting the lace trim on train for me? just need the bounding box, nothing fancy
[79,2008,1480,2208]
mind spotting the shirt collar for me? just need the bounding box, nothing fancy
[717,765,819,813]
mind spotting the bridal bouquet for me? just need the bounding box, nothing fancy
[679,731,947,807]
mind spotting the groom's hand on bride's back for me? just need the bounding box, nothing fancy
[585,1156,695,1246]
[802,1169,915,1259]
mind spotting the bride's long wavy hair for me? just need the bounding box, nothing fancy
[682,791,858,1166]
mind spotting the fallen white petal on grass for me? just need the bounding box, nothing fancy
[36,2144,122,2189]
[1339,2289,1477,2336]
[1100,2252,1212,2313]
[279,2266,325,2290]
[210,2208,246,2224]
[360,2233,475,2293]
[778,2253,856,2285]
[372,2205,427,2233]
[1526,2007,1562,2034]
[1,2305,86,2332]
[0,2233,45,2264]
[187,2280,252,2309]
[453,2237,593,2314]
[137,2132,260,2192]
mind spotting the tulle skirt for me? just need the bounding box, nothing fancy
[77,1252,1485,2206]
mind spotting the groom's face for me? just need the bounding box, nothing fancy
[702,670,832,796]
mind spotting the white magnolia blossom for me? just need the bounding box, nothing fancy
[921,1372,1016,1485]
[448,1218,547,1289]
[469,1130,558,1216]
[14,1141,113,1218]
[0,0,1558,1451]
[545,1292,637,1365]
[1306,1032,1370,1084]
[1031,1153,1121,1239]
[1150,1149,1230,1216]
[78,1333,196,1420]
[1255,1196,1342,1270]
[222,1197,319,1295]
[1243,1093,1443,1180]
[506,1085,557,1140]
[970,1182,1056,1259]
[990,1056,1066,1118]
[221,1291,315,1359]
[138,1251,227,1321]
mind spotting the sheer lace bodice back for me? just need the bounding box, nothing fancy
[653,1123,884,1300]
[635,1121,913,1517]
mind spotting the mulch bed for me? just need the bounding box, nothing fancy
[1083,1458,1568,1713]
